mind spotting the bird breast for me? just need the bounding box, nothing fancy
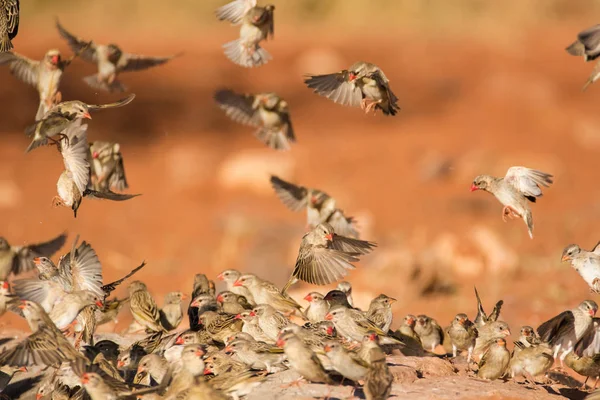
[258,107,281,128]
[240,23,265,44]
[360,80,385,101]
[57,172,79,207]
[38,69,62,100]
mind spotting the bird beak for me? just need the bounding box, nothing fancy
[83,112,92,120]
[224,346,233,354]
[249,311,256,317]
[216,273,224,281]
[181,294,188,300]
[349,72,357,81]
[36,394,43,400]
[18,366,27,372]
[18,300,26,310]
[81,373,90,384]
[388,297,397,304]
[325,313,333,321]
[561,255,571,262]
[304,294,312,302]
[470,183,478,192]
[203,368,211,375]
[326,326,334,335]
[590,309,597,317]
[117,360,125,368]
[33,257,41,266]
[1,281,8,289]
[195,349,205,357]
[234,314,242,320]
[216,294,224,303]
[325,233,333,241]
[502,329,511,337]
[175,336,184,345]
[233,280,243,287]
[324,345,332,353]
[276,339,285,348]
[92,151,99,159]
[95,300,104,308]
[51,55,59,64]
[190,300,199,308]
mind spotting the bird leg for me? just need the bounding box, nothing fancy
[452,344,458,358]
[52,196,65,208]
[582,377,590,390]
[73,331,84,350]
[502,205,520,222]
[360,98,381,114]
[467,346,474,364]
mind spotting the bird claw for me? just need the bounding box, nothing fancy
[52,196,64,208]
[502,206,520,222]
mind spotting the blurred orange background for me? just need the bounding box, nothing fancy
[1,0,600,337]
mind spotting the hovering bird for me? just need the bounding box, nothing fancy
[0,233,66,280]
[56,19,177,92]
[0,0,18,52]
[282,222,376,293]
[566,25,600,91]
[0,49,71,120]
[216,0,274,68]
[304,61,399,116]
[88,141,129,192]
[562,242,600,293]
[24,94,135,153]
[214,89,295,150]
[270,175,359,237]
[470,166,553,239]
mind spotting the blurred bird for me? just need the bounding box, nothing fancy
[0,232,66,280]
[250,304,289,342]
[514,325,541,352]
[47,290,102,330]
[474,286,503,328]
[88,141,128,192]
[216,0,274,68]
[234,274,301,315]
[270,175,359,237]
[128,280,165,333]
[276,332,333,385]
[304,61,399,116]
[214,89,295,150]
[336,281,354,307]
[224,338,285,372]
[217,291,252,315]
[562,243,600,293]
[188,294,219,331]
[0,49,71,120]
[0,0,18,52]
[56,19,177,92]
[509,341,554,382]
[323,289,354,309]
[474,321,511,361]
[282,223,376,293]
[537,300,597,364]
[217,269,255,305]
[414,314,444,352]
[323,340,368,382]
[470,166,553,239]
[0,281,16,316]
[304,292,328,323]
[565,352,600,388]
[567,25,600,61]
[367,294,396,332]
[136,353,169,386]
[326,305,399,344]
[477,338,510,380]
[397,314,420,341]
[159,291,186,331]
[447,313,478,362]
[363,334,393,400]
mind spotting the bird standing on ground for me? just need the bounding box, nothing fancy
[414,314,444,352]
[447,313,478,362]
[128,281,165,333]
[471,166,553,238]
[478,338,510,380]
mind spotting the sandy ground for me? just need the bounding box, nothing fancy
[1,12,600,399]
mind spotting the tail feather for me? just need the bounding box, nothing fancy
[524,210,534,239]
[223,39,271,68]
[35,101,48,121]
[254,128,291,151]
[25,137,48,153]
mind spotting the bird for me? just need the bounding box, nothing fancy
[396,314,420,341]
[325,305,399,344]
[0,280,16,316]
[159,291,186,331]
[217,269,255,305]
[446,313,478,362]
[363,334,393,400]
[303,292,328,323]
[25,94,135,153]
[565,352,600,389]
[0,232,66,280]
[304,61,400,116]
[509,341,554,382]
[224,338,285,373]
[249,304,289,342]
[336,281,355,307]
[0,0,18,52]
[537,300,598,364]
[513,325,541,352]
[216,291,251,315]
[323,340,368,382]
[276,331,333,385]
[471,166,553,238]
[56,19,177,92]
[561,243,600,293]
[47,290,103,330]
[566,25,600,61]
[282,222,376,293]
[414,314,444,352]
[474,286,503,328]
[216,0,275,68]
[0,365,26,392]
[197,311,242,344]
[233,273,301,315]
[474,321,511,361]
[323,289,354,309]
[214,89,295,151]
[128,280,166,333]
[270,175,359,238]
[0,49,72,120]
[52,121,139,217]
[477,338,510,380]
[188,294,219,331]
[88,141,128,192]
[366,294,396,332]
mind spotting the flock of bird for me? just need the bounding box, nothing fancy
[2,1,600,400]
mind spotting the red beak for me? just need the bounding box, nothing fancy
[217,273,224,281]
[502,329,511,337]
[203,368,211,375]
[175,336,184,345]
[18,300,26,310]
[325,233,333,241]
[18,366,27,372]
[324,345,332,353]
[1,281,8,289]
[95,301,104,308]
[369,333,377,341]
[195,349,204,356]
[276,338,285,348]
[234,314,242,320]
[325,313,333,321]
[81,373,90,384]
[216,294,224,303]
[249,311,256,317]
[92,151,99,159]
[304,294,313,302]
[233,280,243,287]
[83,112,92,120]
[36,394,43,400]
[117,360,125,368]
[590,309,596,317]
[33,257,41,266]
[326,326,334,336]
[470,183,478,192]
[224,346,233,354]
[51,55,59,64]
[349,72,357,81]
[190,300,199,308]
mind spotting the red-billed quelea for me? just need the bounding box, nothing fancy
[323,340,368,382]
[414,314,444,352]
[0,49,71,120]
[270,175,359,237]
[0,232,66,280]
[56,19,177,92]
[282,222,376,293]
[0,0,18,52]
[470,166,553,239]
[304,292,328,323]
[367,294,396,333]
[216,0,274,68]
[477,338,510,380]
[325,305,400,345]
[234,273,301,315]
[214,89,295,150]
[88,141,128,192]
[128,280,165,333]
[562,242,600,294]
[446,313,478,363]
[304,61,400,116]
[276,331,333,385]
[218,269,255,305]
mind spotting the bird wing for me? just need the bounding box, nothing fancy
[109,153,129,191]
[591,241,600,256]
[83,189,140,201]
[10,233,67,275]
[304,71,363,108]
[55,20,97,63]
[0,327,73,367]
[215,0,257,24]
[578,25,600,56]
[87,94,135,111]
[370,69,400,107]
[116,53,174,72]
[575,318,600,357]
[60,122,90,195]
[326,210,358,239]
[488,300,504,323]
[504,167,553,198]
[12,279,65,310]
[0,52,39,87]
[330,234,376,255]
[473,286,487,326]
[293,245,360,286]
[262,281,301,310]
[5,0,19,39]
[101,261,146,297]
[537,310,575,346]
[59,241,103,299]
[214,89,261,127]
[132,291,161,324]
[269,175,309,212]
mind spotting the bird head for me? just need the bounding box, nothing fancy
[561,244,581,262]
[470,175,492,192]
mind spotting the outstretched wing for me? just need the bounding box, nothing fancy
[304,71,362,108]
[269,175,309,212]
[87,94,135,111]
[215,0,256,24]
[11,233,67,275]
[83,189,140,201]
[0,52,39,86]
[504,167,553,199]
[60,122,90,195]
[116,53,175,72]
[55,19,97,64]
[330,234,375,255]
[59,241,103,299]
[293,245,360,286]
[101,261,146,296]
[214,89,260,127]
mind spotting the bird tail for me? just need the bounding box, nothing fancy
[566,41,586,57]
[474,286,486,325]
[83,74,127,93]
[0,35,13,52]
[25,137,48,153]
[583,77,595,92]
[254,127,292,151]
[223,39,271,68]
[524,210,534,239]
[281,276,297,295]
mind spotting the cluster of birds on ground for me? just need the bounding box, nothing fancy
[2,1,600,400]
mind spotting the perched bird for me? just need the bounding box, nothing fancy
[509,341,554,381]
[537,300,597,364]
[276,332,332,384]
[80,372,130,400]
[0,0,18,52]
[52,121,139,217]
[474,321,511,360]
[323,340,367,382]
[188,273,217,330]
[562,243,600,293]
[128,280,165,333]
[56,19,177,92]
[0,232,66,280]
[304,292,328,323]
[224,338,285,372]
[217,269,255,305]
[282,222,376,293]
[447,313,478,362]
[514,325,541,351]
[250,304,289,342]
[414,314,444,352]
[88,141,128,192]
[25,94,135,153]
[234,273,301,315]
[237,310,273,343]
[567,25,600,61]
[136,353,169,386]
[188,294,219,331]
[397,314,419,341]
[214,89,295,150]
[270,175,358,237]
[470,166,553,239]
[326,305,399,344]
[216,0,275,68]
[367,294,396,332]
[336,281,354,307]
[216,291,251,315]
[363,334,393,400]
[474,286,503,328]
[323,290,354,309]
[159,291,186,331]
[197,310,242,344]
[0,49,71,120]
[565,352,600,388]
[304,61,399,116]
[478,338,510,380]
